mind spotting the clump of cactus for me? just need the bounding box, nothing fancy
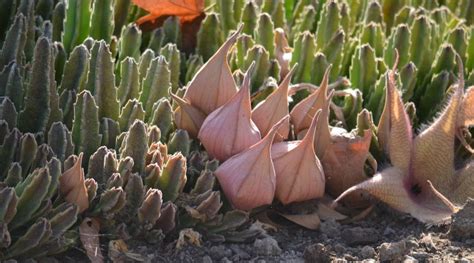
[0,0,473,260]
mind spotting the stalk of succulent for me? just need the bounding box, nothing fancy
[85,40,120,121]
[160,43,181,92]
[0,63,24,111]
[62,0,91,53]
[138,188,163,227]
[252,65,295,142]
[89,0,114,43]
[168,129,191,156]
[72,90,101,164]
[158,152,187,202]
[10,167,51,230]
[291,31,316,84]
[119,99,145,132]
[117,57,140,107]
[215,116,289,211]
[149,98,174,141]
[140,55,171,120]
[198,62,260,161]
[18,37,51,134]
[0,14,26,70]
[0,98,17,135]
[272,111,325,204]
[120,120,148,174]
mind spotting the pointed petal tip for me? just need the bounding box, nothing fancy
[392,48,400,71]
[76,153,84,167]
[268,115,290,133]
[303,110,322,142]
[246,61,256,77]
[235,23,244,35]
[322,65,332,83]
[287,63,298,77]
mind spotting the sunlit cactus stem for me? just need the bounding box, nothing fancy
[72,90,101,165]
[89,0,114,42]
[62,0,91,53]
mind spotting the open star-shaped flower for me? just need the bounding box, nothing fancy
[336,56,474,224]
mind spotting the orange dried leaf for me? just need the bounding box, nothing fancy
[133,0,205,25]
[80,217,104,263]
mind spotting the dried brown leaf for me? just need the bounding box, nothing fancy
[316,203,347,221]
[278,212,320,230]
[133,0,204,25]
[80,217,103,263]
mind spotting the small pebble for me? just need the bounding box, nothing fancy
[334,243,346,254]
[202,255,213,263]
[378,241,408,261]
[254,237,282,256]
[403,255,418,263]
[341,227,379,246]
[450,198,474,240]
[360,246,376,259]
[304,243,331,263]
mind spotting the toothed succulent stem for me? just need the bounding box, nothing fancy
[62,0,91,53]
[18,37,52,134]
[140,56,171,120]
[72,90,101,164]
[89,0,114,42]
[160,44,181,92]
[120,120,148,174]
[197,13,224,61]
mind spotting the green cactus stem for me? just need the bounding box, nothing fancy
[120,120,148,174]
[18,37,52,134]
[89,0,114,42]
[119,99,145,132]
[62,0,91,53]
[72,90,101,164]
[197,13,224,61]
[118,57,140,106]
[140,56,171,120]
